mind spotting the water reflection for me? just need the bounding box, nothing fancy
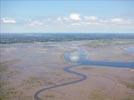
[64,48,134,68]
[64,48,89,63]
[124,47,134,53]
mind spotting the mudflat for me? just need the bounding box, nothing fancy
[0,40,134,100]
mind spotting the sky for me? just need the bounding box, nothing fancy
[0,0,134,33]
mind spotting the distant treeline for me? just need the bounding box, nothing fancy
[0,33,134,44]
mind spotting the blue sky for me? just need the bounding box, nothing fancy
[0,0,134,33]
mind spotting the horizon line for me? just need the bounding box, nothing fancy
[1,32,134,34]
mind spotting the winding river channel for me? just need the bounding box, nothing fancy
[34,48,134,100]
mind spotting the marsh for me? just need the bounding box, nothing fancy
[0,37,134,100]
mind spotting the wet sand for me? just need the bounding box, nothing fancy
[0,40,134,100]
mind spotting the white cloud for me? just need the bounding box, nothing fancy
[99,19,109,23]
[110,18,133,25]
[57,17,62,21]
[83,16,100,25]
[69,13,81,21]
[111,18,123,22]
[28,20,43,27]
[110,18,124,24]
[56,13,82,26]
[55,14,134,27]
[71,23,81,26]
[84,16,98,21]
[63,17,70,21]
[1,15,133,28]
[1,18,16,24]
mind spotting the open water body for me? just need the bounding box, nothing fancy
[64,48,134,68]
